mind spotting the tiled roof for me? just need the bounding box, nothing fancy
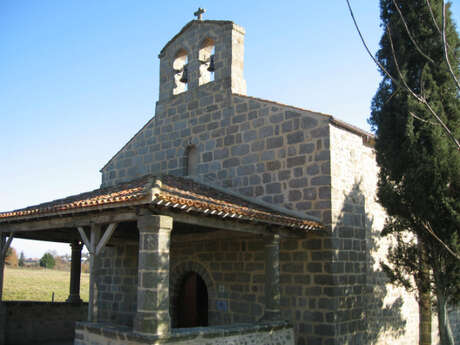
[152,176,322,230]
[0,177,151,220]
[0,175,323,231]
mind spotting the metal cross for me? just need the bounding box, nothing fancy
[194,7,206,20]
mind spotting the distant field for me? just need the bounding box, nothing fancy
[3,267,89,302]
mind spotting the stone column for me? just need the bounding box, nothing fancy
[66,241,83,304]
[134,214,173,336]
[261,234,281,321]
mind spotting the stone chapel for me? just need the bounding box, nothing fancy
[2,14,450,345]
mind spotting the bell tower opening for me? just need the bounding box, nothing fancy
[173,49,188,95]
[158,20,247,101]
[199,38,215,85]
[177,272,208,328]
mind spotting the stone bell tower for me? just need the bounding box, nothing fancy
[158,12,247,101]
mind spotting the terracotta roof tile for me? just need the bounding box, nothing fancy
[154,176,322,230]
[0,176,151,219]
[0,175,323,231]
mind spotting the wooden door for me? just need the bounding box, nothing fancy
[177,272,208,328]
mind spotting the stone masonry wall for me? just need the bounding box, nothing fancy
[99,86,365,345]
[158,20,247,100]
[100,87,339,344]
[75,321,294,345]
[95,229,341,345]
[1,301,87,345]
[101,92,332,226]
[329,124,419,345]
[96,242,139,327]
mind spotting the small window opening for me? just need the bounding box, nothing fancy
[173,49,189,95]
[184,145,199,176]
[199,38,215,85]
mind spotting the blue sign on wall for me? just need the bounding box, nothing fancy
[216,300,227,312]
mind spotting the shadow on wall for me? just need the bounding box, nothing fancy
[334,181,408,345]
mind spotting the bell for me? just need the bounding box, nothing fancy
[207,55,215,72]
[180,65,188,83]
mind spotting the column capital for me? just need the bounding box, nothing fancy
[137,214,173,233]
[70,241,83,251]
[263,233,280,245]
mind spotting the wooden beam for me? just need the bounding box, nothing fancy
[88,224,101,322]
[95,223,118,255]
[155,209,304,239]
[171,229,257,242]
[0,233,14,301]
[0,199,149,224]
[78,227,91,252]
[1,233,14,259]
[0,210,138,232]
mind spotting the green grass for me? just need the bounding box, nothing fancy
[3,267,89,302]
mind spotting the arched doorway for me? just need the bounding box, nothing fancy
[177,272,208,328]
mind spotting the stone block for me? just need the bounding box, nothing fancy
[267,136,284,149]
[260,126,274,138]
[223,157,240,168]
[251,140,265,152]
[289,190,302,202]
[237,165,255,176]
[289,178,308,188]
[269,112,284,124]
[231,144,250,156]
[236,102,248,113]
[287,156,306,168]
[266,182,281,194]
[311,176,331,186]
[261,150,275,161]
[267,161,281,171]
[243,130,257,142]
[214,148,229,160]
[287,131,304,144]
[282,263,304,273]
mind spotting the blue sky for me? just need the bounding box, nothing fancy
[1,1,458,258]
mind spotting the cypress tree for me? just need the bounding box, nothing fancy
[39,252,55,269]
[369,1,460,344]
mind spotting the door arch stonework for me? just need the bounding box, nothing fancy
[170,261,216,328]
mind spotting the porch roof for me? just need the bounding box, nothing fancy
[0,175,323,231]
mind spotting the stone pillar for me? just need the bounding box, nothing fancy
[67,241,83,304]
[261,234,281,321]
[134,214,173,336]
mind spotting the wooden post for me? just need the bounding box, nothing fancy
[0,233,13,345]
[77,224,117,322]
[88,224,101,322]
[0,233,14,301]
